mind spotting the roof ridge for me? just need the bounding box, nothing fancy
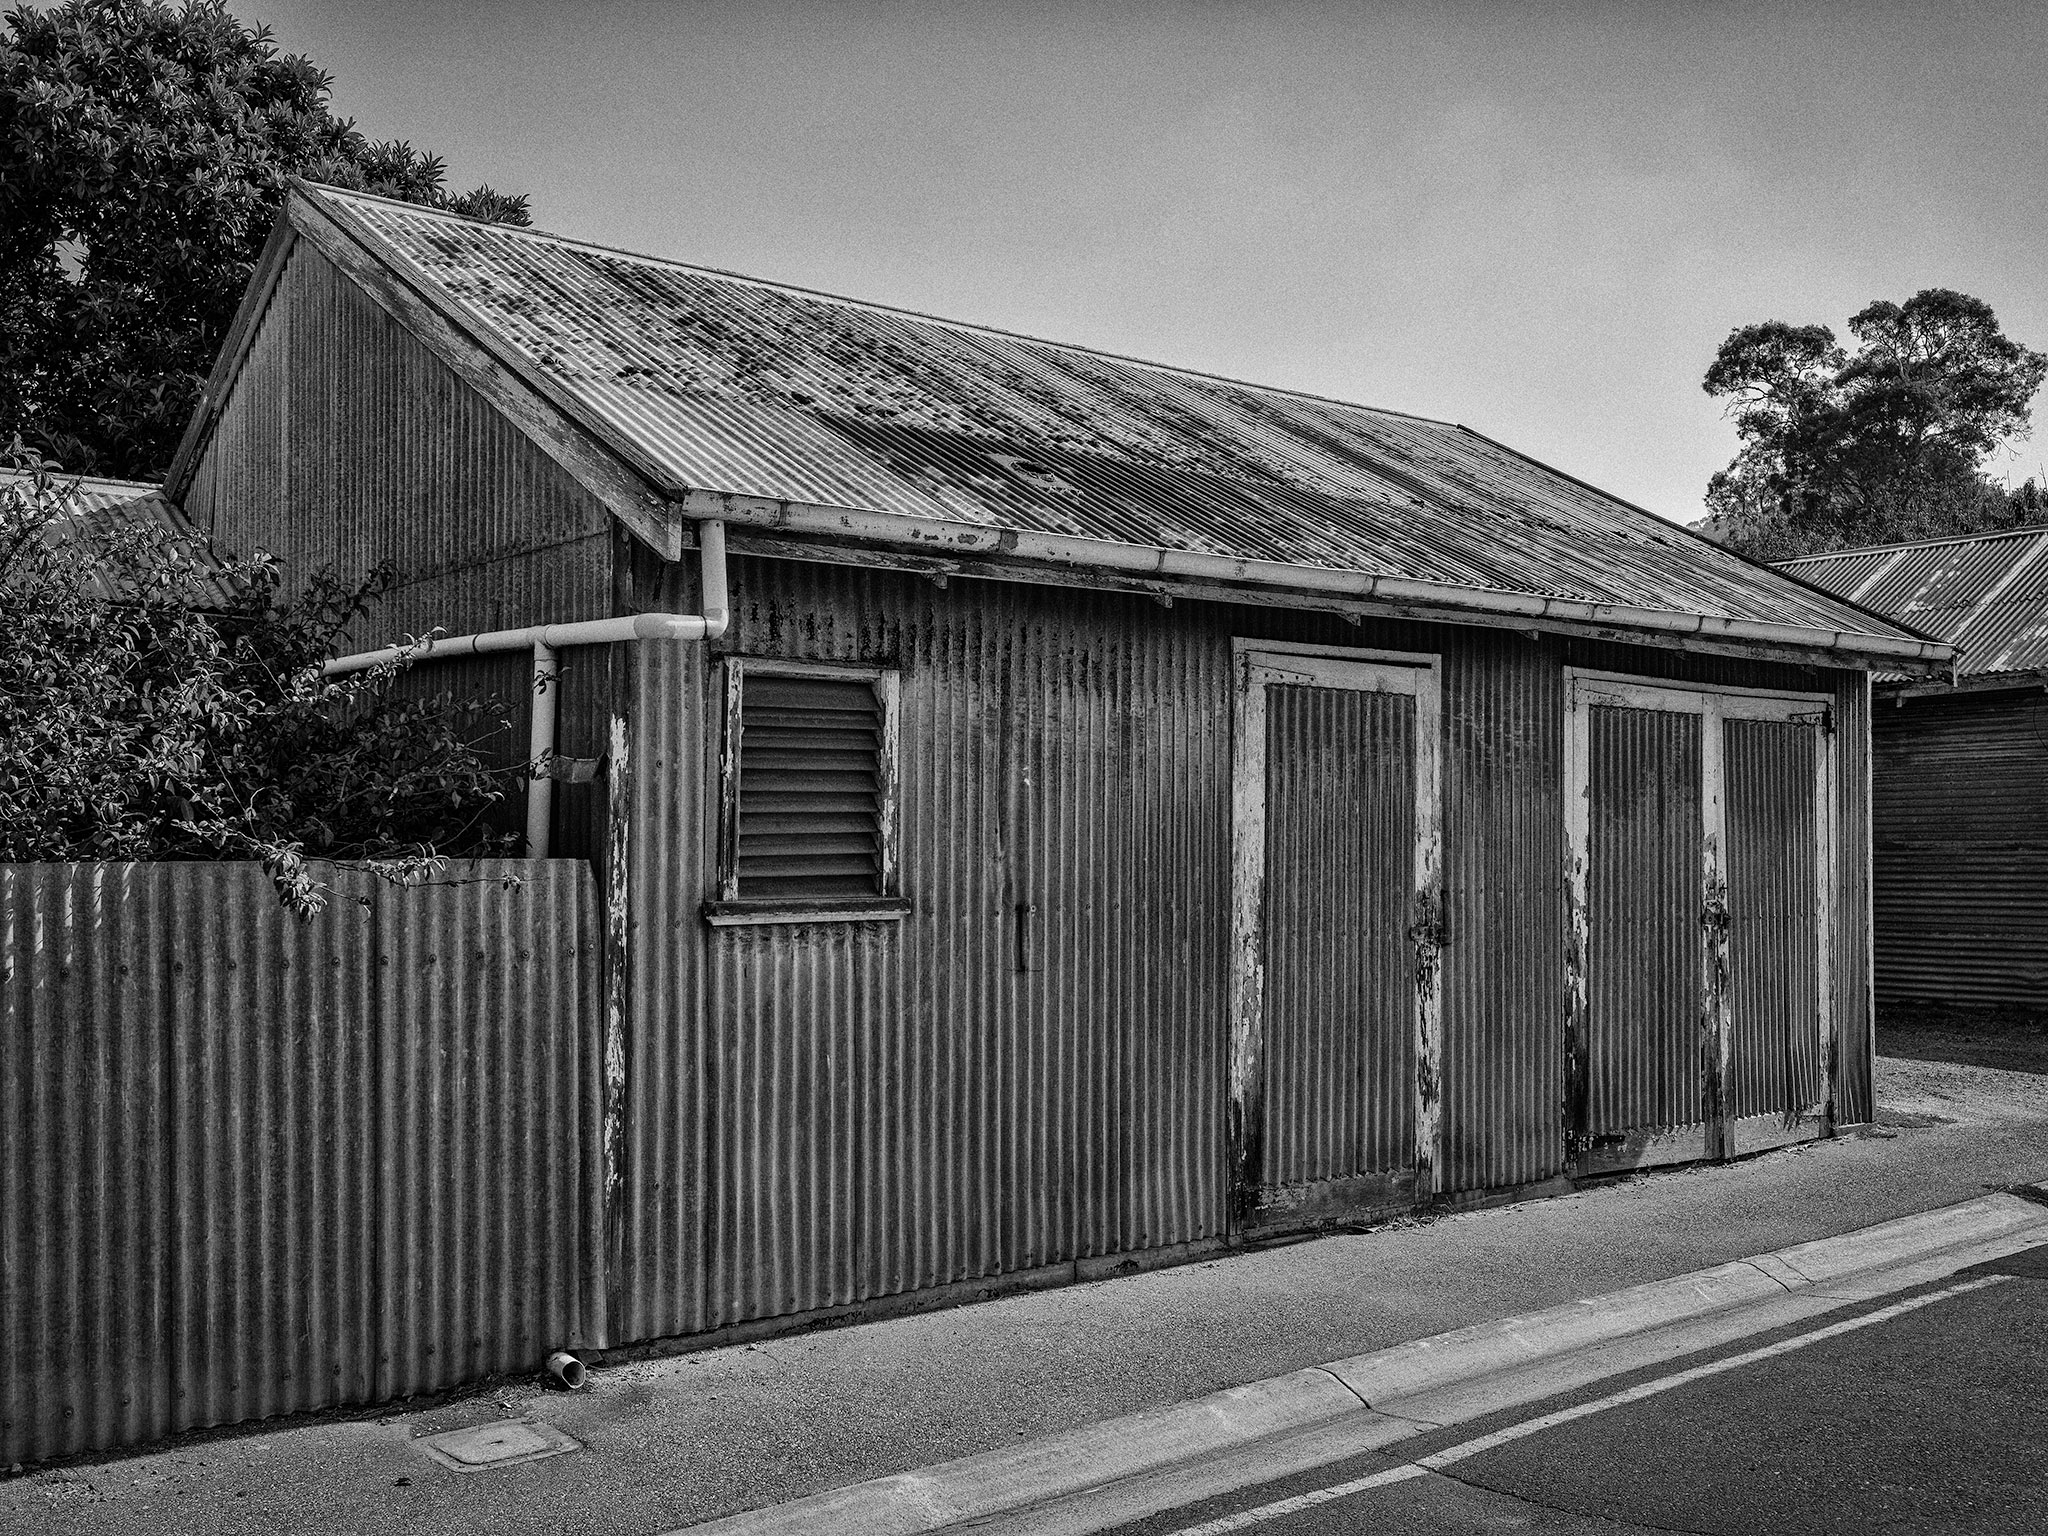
[302,181,1467,433]
[1779,522,2048,565]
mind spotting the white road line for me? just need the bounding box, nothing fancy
[1170,1464,1432,1535]
[1166,1274,2011,1536]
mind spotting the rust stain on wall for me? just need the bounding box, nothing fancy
[1698,847,1732,1159]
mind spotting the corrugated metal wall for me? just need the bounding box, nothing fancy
[1873,689,2048,1009]
[182,238,620,860]
[188,241,614,641]
[1439,633,1562,1192]
[1260,684,1415,1188]
[1724,719,1821,1118]
[618,561,1243,1340]
[605,554,1880,1347]
[0,861,601,1467]
[1585,706,1705,1136]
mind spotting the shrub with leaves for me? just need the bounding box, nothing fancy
[0,445,521,914]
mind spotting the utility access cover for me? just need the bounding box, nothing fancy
[417,1420,581,1473]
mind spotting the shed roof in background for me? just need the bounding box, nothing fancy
[1778,527,2048,683]
[178,183,1943,665]
[1,469,234,606]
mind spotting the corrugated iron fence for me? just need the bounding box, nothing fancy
[0,861,602,1467]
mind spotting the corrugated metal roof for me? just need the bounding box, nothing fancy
[0,469,234,605]
[288,184,1918,650]
[1779,527,2048,679]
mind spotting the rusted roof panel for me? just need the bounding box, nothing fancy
[306,186,1915,645]
[1,470,234,606]
[1780,528,2048,679]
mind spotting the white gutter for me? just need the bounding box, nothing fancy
[323,521,730,858]
[670,488,1954,671]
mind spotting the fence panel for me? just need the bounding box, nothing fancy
[0,860,600,1466]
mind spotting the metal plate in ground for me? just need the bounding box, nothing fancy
[416,1420,582,1472]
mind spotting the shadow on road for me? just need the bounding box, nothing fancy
[1879,1004,2048,1077]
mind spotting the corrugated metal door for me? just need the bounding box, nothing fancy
[1229,644,1443,1233]
[1582,705,1706,1163]
[1564,673,1834,1175]
[1724,718,1827,1152]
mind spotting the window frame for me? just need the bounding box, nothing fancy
[704,655,906,927]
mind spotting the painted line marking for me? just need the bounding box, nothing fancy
[1166,1274,2011,1535]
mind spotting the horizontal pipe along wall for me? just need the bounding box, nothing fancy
[609,553,1881,1348]
[0,861,602,1466]
[184,238,620,863]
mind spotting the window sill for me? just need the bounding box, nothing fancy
[702,898,911,928]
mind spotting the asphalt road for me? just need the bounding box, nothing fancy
[1106,1244,2048,1536]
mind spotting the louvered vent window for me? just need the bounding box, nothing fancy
[734,671,887,900]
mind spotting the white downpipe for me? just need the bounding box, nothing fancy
[526,639,560,860]
[322,520,730,858]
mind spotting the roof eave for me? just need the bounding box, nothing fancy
[1877,666,2048,700]
[670,486,1954,673]
[1458,425,1948,653]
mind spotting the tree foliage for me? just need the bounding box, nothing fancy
[0,445,522,914]
[0,0,530,481]
[1700,289,2047,559]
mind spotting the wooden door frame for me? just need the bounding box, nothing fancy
[1562,669,1837,1177]
[1227,639,1444,1237]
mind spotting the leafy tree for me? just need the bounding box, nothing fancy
[1700,289,2047,559]
[0,443,522,914]
[0,0,530,481]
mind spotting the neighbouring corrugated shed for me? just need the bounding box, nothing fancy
[1781,526,2048,679]
[275,185,1918,646]
[1872,690,2048,1007]
[1,469,234,606]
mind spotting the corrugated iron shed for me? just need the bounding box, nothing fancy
[1779,526,2048,682]
[167,183,1937,664]
[1,469,233,606]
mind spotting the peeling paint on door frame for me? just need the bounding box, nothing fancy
[1226,639,1444,1236]
[1561,670,1837,1176]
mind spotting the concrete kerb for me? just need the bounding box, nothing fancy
[674,1187,2048,1536]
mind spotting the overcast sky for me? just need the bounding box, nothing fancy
[248,0,2048,525]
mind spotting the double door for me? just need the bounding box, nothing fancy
[1564,672,1837,1174]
